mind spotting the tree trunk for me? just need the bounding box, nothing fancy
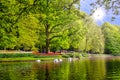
[45,24,50,53]
[46,38,49,53]
[84,38,88,53]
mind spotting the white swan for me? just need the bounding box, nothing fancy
[54,59,59,63]
[36,60,41,62]
[59,59,62,62]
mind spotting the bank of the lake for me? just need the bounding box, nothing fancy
[0,52,87,62]
[0,57,58,62]
[0,53,119,62]
[0,53,62,62]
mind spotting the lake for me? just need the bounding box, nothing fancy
[0,57,120,80]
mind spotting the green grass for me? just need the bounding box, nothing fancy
[0,57,57,62]
[0,53,62,58]
[0,53,62,62]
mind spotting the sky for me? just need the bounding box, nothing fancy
[80,0,120,25]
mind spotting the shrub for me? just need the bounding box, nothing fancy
[81,53,88,57]
[62,53,82,58]
[74,53,82,58]
[0,53,33,58]
[62,54,70,58]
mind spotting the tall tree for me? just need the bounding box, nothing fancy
[79,17,105,54]
[0,0,40,50]
[32,0,82,53]
[16,14,39,50]
[102,22,120,54]
[0,0,18,49]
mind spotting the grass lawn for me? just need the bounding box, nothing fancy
[0,57,61,62]
[0,52,89,62]
[0,53,63,62]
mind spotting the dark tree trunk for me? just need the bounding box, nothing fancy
[45,24,50,53]
[46,38,49,53]
[84,38,88,53]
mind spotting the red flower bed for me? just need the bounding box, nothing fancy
[32,51,40,55]
[32,51,61,56]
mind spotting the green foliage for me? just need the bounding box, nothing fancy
[0,0,97,53]
[0,34,17,49]
[0,53,33,58]
[79,17,105,54]
[81,53,89,57]
[2,0,119,55]
[35,0,82,53]
[102,22,120,54]
[62,54,70,58]
[16,14,39,50]
[68,19,87,49]
[0,0,85,53]
[62,53,85,58]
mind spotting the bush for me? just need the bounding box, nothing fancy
[112,53,120,56]
[62,54,70,58]
[0,53,34,58]
[67,53,74,57]
[81,53,88,57]
[74,53,82,58]
[62,53,83,58]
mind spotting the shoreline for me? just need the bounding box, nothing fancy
[0,57,59,62]
[0,54,120,62]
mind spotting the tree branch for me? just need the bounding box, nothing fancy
[49,23,63,33]
[67,0,79,10]
[49,35,63,41]
[10,0,38,27]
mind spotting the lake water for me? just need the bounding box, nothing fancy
[0,57,120,80]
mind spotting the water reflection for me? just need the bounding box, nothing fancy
[106,59,120,80]
[0,58,120,80]
[85,58,106,80]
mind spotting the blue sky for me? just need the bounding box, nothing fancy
[80,0,120,25]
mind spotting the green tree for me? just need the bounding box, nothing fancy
[68,19,87,51]
[0,0,18,49]
[102,22,120,54]
[16,14,39,50]
[1,0,106,53]
[79,17,105,53]
[0,0,40,50]
[32,0,82,53]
